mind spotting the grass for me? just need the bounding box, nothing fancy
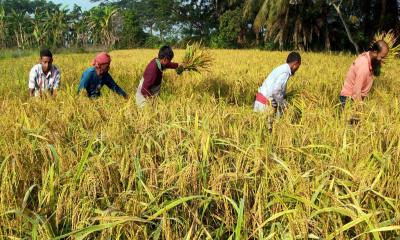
[0,49,399,239]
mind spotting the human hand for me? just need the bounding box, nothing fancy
[271,99,278,108]
[176,65,185,75]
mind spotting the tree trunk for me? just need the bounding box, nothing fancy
[379,0,387,29]
[325,24,331,51]
[397,0,400,33]
[322,6,331,51]
[255,32,260,46]
[362,0,372,37]
[237,27,246,47]
[15,32,20,48]
[332,3,359,53]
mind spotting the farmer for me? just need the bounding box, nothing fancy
[253,51,302,115]
[339,40,389,107]
[135,45,182,107]
[28,49,61,97]
[78,52,128,99]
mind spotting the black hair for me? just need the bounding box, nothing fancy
[40,49,53,58]
[286,52,301,64]
[369,40,389,53]
[158,45,174,60]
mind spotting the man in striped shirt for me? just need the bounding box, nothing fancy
[28,49,60,97]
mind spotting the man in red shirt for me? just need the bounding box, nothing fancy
[136,46,182,107]
[340,40,389,107]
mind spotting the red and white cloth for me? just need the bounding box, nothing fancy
[254,63,292,112]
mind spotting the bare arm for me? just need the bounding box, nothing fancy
[51,89,57,97]
[29,88,35,97]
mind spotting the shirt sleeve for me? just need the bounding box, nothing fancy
[352,60,370,99]
[77,70,90,94]
[165,62,179,69]
[104,74,127,97]
[52,68,61,89]
[28,67,37,89]
[270,72,290,104]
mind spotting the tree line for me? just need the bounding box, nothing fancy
[0,0,399,51]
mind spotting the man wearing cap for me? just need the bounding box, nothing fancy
[78,52,128,99]
[28,49,61,97]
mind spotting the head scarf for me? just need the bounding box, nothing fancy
[92,52,111,67]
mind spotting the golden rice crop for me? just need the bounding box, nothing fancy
[373,29,400,63]
[0,49,399,239]
[176,42,213,74]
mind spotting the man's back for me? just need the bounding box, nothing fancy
[258,63,292,100]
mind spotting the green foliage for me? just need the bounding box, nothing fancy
[0,0,399,51]
[118,9,146,48]
[177,0,218,40]
[211,8,242,48]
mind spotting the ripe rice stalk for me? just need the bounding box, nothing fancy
[72,138,98,186]
[53,220,128,240]
[327,213,374,240]
[146,195,204,221]
[176,41,213,74]
[373,29,400,63]
[1,49,400,239]
[248,209,297,239]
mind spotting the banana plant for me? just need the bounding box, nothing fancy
[87,6,119,48]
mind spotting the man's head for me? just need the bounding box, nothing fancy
[40,49,53,73]
[158,45,174,66]
[286,52,301,75]
[92,52,111,75]
[369,40,389,76]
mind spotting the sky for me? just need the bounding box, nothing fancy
[50,0,99,10]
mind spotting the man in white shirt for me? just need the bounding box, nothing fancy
[254,52,301,115]
[28,49,61,97]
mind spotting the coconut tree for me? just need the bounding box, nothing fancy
[218,0,333,50]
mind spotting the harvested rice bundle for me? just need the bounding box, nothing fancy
[176,42,213,75]
[373,29,400,64]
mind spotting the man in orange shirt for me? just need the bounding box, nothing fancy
[339,40,389,107]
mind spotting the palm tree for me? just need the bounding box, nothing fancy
[100,6,119,47]
[48,8,69,47]
[219,0,332,50]
[68,5,88,47]
[87,6,119,48]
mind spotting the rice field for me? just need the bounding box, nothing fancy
[0,49,400,239]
